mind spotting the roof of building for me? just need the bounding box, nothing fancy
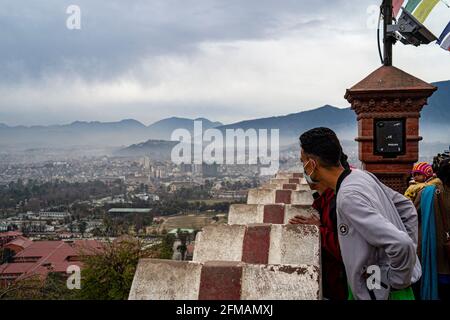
[0,261,83,278]
[0,239,103,279]
[72,240,104,255]
[346,65,436,93]
[108,208,152,214]
[4,236,33,250]
[39,211,70,215]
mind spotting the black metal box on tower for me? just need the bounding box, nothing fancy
[374,119,406,157]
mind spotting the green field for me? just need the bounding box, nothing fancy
[187,199,241,205]
[158,213,228,232]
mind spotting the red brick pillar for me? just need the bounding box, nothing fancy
[345,66,436,193]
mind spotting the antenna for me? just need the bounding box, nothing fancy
[382,0,394,66]
[378,0,441,65]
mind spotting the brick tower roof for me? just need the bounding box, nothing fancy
[345,65,436,98]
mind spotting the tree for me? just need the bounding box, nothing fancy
[158,234,175,259]
[176,230,188,261]
[0,237,176,300]
[77,238,161,300]
[38,273,78,300]
[0,275,43,300]
[133,215,144,235]
[0,273,77,300]
[92,227,103,237]
[78,221,87,237]
[0,248,14,264]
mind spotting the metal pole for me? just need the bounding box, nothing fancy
[383,0,393,66]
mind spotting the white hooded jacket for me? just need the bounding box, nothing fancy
[336,169,422,300]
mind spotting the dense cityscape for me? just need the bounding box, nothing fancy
[0,146,314,298]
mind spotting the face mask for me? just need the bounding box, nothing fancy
[303,159,319,184]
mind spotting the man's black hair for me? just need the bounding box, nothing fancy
[300,127,343,167]
[437,158,450,187]
[340,152,351,171]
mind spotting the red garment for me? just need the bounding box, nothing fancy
[312,188,347,300]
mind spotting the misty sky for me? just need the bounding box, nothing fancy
[1,0,449,126]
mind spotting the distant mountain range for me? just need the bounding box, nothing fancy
[0,117,222,149]
[419,80,450,141]
[0,81,448,152]
[217,105,356,145]
[217,80,449,145]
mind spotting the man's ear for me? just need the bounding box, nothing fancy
[308,156,318,167]
[314,158,320,168]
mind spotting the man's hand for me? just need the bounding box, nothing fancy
[289,215,321,227]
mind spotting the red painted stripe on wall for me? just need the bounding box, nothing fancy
[275,190,292,204]
[241,225,271,264]
[283,183,297,190]
[263,204,285,224]
[198,262,242,300]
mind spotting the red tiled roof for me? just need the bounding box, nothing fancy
[73,239,104,252]
[4,236,32,250]
[14,241,74,258]
[0,262,36,275]
[0,239,103,280]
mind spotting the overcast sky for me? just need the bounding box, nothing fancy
[0,0,449,126]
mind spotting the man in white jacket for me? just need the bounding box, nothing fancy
[299,127,421,300]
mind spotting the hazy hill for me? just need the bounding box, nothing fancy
[217,105,356,145]
[0,117,222,149]
[147,117,222,140]
[0,81,447,151]
[217,80,449,144]
[115,140,179,160]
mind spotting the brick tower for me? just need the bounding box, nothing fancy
[345,65,436,193]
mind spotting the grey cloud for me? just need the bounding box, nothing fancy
[0,0,369,83]
[7,0,445,128]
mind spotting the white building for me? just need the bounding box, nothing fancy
[38,212,71,220]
